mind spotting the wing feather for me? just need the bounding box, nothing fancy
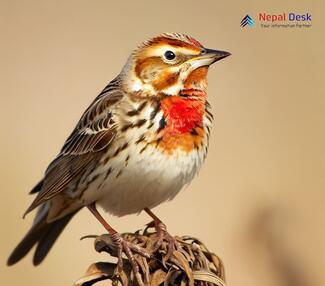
[24,78,124,216]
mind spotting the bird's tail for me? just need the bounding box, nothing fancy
[7,203,77,266]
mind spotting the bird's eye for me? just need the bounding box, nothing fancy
[164,50,176,61]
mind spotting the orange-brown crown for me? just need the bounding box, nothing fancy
[138,33,203,51]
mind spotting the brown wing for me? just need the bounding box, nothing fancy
[24,79,124,216]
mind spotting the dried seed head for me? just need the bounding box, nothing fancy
[75,227,226,286]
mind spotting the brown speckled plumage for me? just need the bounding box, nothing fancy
[8,33,230,270]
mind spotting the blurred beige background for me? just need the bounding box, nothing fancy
[1,0,324,285]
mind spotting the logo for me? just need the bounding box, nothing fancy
[240,15,255,27]
[240,12,312,29]
[258,12,312,28]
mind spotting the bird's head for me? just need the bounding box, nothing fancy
[122,33,230,97]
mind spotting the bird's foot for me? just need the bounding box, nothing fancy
[152,221,181,260]
[109,232,152,286]
[93,232,152,286]
[87,204,151,285]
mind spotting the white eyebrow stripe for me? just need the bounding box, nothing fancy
[147,45,200,57]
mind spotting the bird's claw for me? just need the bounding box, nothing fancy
[154,222,180,260]
[109,232,151,285]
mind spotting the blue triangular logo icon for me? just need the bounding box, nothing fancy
[241,15,255,27]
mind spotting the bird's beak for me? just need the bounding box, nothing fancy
[189,48,231,69]
[204,48,231,63]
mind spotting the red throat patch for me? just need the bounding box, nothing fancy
[160,95,205,134]
[155,93,206,154]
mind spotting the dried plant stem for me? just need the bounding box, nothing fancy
[75,226,226,286]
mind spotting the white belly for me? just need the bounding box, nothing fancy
[82,142,205,217]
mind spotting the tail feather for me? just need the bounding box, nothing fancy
[7,218,48,266]
[33,213,75,265]
[7,210,77,266]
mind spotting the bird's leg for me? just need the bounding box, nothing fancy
[87,203,151,277]
[144,208,180,258]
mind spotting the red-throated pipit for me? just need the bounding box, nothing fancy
[8,33,230,276]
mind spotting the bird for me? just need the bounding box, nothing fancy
[7,33,230,273]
